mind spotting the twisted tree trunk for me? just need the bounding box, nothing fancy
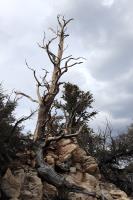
[15,16,93,199]
[35,140,97,199]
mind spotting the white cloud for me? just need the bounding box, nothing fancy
[102,0,114,7]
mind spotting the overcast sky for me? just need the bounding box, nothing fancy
[0,0,133,134]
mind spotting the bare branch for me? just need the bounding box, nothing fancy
[58,82,65,86]
[63,17,74,26]
[33,16,84,141]
[5,110,37,143]
[38,35,58,65]
[67,61,83,68]
[61,57,83,74]
[14,91,39,103]
[57,15,62,28]
[25,60,42,86]
[48,27,59,37]
[42,32,46,47]
[61,55,72,61]
[25,61,44,103]
[45,124,84,147]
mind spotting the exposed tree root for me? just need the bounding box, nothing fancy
[36,141,97,199]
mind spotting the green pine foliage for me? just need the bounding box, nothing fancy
[0,85,22,173]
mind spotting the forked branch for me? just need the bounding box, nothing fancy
[43,124,84,148]
[14,91,39,103]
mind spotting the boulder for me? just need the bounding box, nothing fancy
[84,163,98,174]
[82,156,99,174]
[70,167,77,173]
[10,198,19,200]
[21,172,43,200]
[66,171,83,184]
[75,163,82,171]
[100,189,113,200]
[43,182,57,200]
[1,168,21,199]
[72,147,87,163]
[57,138,72,147]
[110,189,129,200]
[68,192,96,200]
[58,143,77,162]
[46,155,55,165]
[83,173,97,188]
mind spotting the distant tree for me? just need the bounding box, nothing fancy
[91,121,133,195]
[95,122,133,166]
[0,84,34,174]
[0,85,21,173]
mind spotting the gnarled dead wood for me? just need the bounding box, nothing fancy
[35,125,97,198]
[36,140,97,199]
[33,16,84,141]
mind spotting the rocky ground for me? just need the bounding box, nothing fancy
[1,138,132,200]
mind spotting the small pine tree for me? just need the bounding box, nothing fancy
[54,82,97,152]
[0,85,22,173]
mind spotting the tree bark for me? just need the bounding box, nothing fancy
[34,103,48,141]
[15,16,94,199]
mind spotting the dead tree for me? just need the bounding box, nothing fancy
[15,16,83,141]
[15,16,101,199]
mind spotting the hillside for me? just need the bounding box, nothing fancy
[1,137,132,200]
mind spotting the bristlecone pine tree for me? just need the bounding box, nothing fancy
[15,16,98,199]
[54,82,97,151]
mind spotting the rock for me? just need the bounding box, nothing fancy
[80,174,99,192]
[70,167,77,173]
[46,150,59,160]
[66,171,99,197]
[1,168,21,199]
[83,173,97,188]
[75,163,82,171]
[82,156,98,174]
[10,198,19,200]
[22,190,32,198]
[21,172,43,200]
[84,163,98,174]
[43,182,57,200]
[14,168,25,185]
[59,153,72,162]
[110,189,129,200]
[100,189,113,200]
[46,155,55,165]
[66,171,83,184]
[68,192,96,200]
[57,138,72,147]
[2,139,130,200]
[58,143,77,162]
[72,147,87,162]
